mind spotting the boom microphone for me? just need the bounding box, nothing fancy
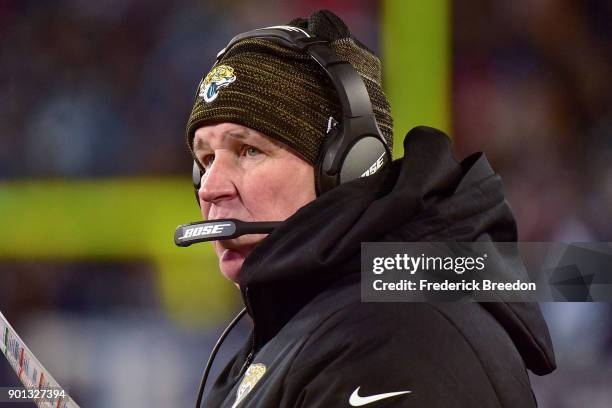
[174,219,281,247]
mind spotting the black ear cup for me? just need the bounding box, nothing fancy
[315,114,390,195]
[316,134,390,195]
[338,136,389,182]
[193,161,203,207]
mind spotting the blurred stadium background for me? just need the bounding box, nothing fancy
[1,0,611,407]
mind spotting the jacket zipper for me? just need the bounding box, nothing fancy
[238,348,254,378]
[238,286,256,377]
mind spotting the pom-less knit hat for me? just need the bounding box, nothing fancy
[185,10,393,165]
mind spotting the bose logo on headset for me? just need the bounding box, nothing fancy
[361,151,386,177]
[192,24,391,206]
[178,223,233,240]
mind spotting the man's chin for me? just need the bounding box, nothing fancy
[218,248,249,285]
[215,234,267,284]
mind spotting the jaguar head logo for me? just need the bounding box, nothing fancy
[199,64,236,103]
[231,363,266,408]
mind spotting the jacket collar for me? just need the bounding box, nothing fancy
[239,127,514,349]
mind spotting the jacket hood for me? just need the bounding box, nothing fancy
[240,126,556,375]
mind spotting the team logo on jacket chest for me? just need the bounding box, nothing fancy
[232,363,266,408]
[199,64,236,103]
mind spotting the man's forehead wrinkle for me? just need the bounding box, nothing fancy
[224,129,249,140]
[194,126,284,153]
[194,127,249,147]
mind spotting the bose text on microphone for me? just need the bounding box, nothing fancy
[174,219,281,247]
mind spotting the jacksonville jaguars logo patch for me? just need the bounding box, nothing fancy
[231,363,266,408]
[199,64,236,103]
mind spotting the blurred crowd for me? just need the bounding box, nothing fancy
[453,0,612,243]
[452,2,612,407]
[0,0,376,178]
[1,0,611,407]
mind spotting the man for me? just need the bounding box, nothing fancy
[185,10,556,408]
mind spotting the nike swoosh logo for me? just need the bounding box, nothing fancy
[349,386,412,406]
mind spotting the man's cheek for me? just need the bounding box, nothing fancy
[202,202,212,219]
[244,183,278,216]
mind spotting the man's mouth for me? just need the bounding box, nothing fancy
[216,238,255,253]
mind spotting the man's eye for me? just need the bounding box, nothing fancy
[244,146,261,157]
[201,154,215,168]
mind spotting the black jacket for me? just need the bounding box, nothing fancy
[203,127,556,408]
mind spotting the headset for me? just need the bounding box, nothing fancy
[191,24,391,206]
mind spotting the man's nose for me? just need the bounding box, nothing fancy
[198,156,237,204]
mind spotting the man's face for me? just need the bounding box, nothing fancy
[193,123,316,285]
